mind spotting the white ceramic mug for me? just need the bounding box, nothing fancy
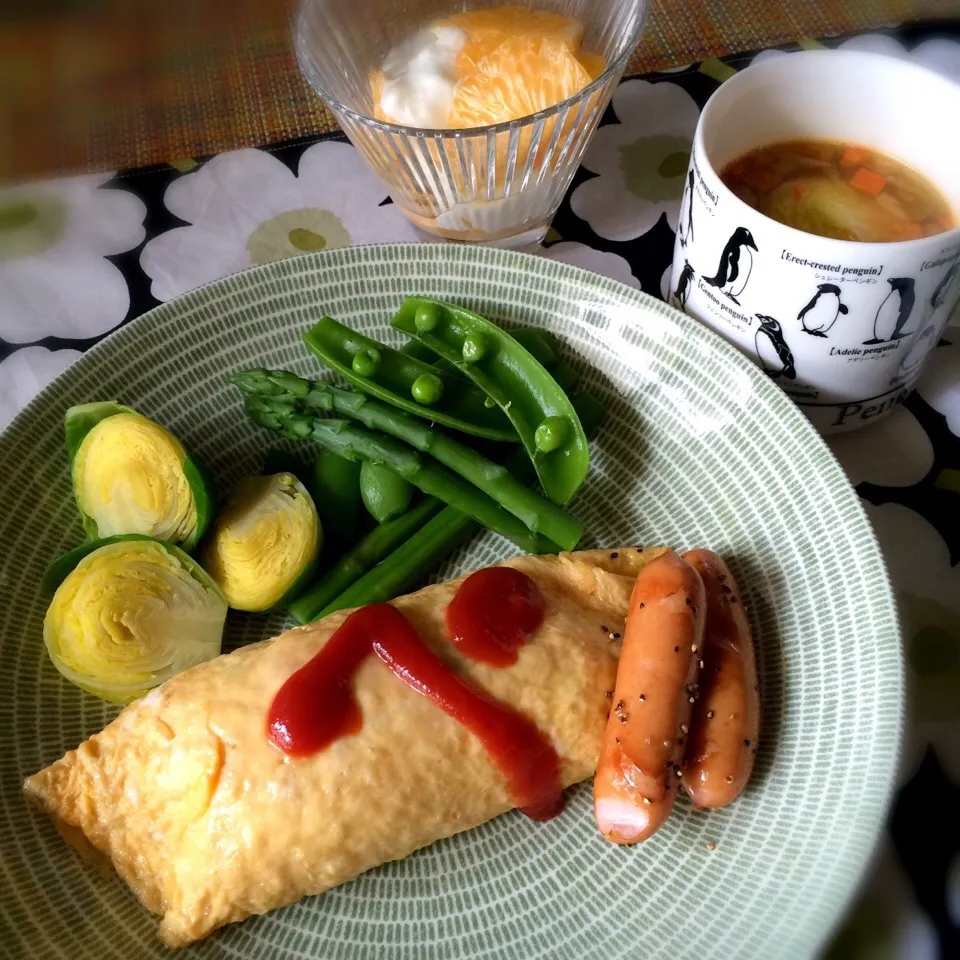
[669,50,960,432]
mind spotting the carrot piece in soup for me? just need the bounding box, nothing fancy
[850,166,888,196]
[840,146,870,167]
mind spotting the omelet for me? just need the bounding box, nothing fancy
[24,547,666,947]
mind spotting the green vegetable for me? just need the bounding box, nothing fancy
[64,401,215,550]
[232,370,582,550]
[242,398,553,554]
[312,449,363,545]
[399,339,442,366]
[204,472,321,612]
[391,297,589,504]
[462,333,488,363]
[535,416,570,453]
[401,327,561,380]
[414,301,440,331]
[320,391,606,616]
[302,316,516,441]
[360,460,414,523]
[411,372,443,405]
[288,497,443,624]
[352,347,381,378]
[550,361,580,395]
[42,535,226,703]
[319,506,476,617]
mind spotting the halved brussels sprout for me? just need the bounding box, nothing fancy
[204,472,321,612]
[43,535,227,704]
[66,401,214,551]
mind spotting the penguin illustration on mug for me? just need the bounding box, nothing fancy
[704,227,758,305]
[930,260,959,310]
[897,324,937,376]
[672,260,695,311]
[754,315,796,380]
[677,169,695,248]
[863,277,916,344]
[797,283,848,338]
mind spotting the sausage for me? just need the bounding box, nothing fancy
[593,550,706,844]
[680,550,760,809]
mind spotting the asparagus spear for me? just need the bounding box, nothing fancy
[319,506,476,617]
[232,370,582,551]
[318,392,606,617]
[288,496,443,624]
[242,396,555,555]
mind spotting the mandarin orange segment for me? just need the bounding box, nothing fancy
[576,50,606,81]
[439,6,588,82]
[449,35,594,128]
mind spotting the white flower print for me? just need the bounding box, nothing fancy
[864,502,960,785]
[0,174,145,344]
[916,340,960,439]
[570,80,701,241]
[542,241,640,288]
[140,141,419,302]
[827,406,934,488]
[0,346,82,428]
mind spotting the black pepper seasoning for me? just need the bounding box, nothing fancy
[610,551,619,559]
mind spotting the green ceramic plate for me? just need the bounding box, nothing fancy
[0,244,902,960]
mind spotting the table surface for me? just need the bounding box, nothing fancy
[1,18,959,960]
[2,0,959,180]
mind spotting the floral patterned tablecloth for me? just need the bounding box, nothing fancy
[1,22,959,960]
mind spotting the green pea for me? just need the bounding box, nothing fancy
[462,333,488,364]
[414,302,440,332]
[411,372,443,405]
[352,347,381,378]
[534,416,570,453]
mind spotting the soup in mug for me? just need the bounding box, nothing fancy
[720,139,955,243]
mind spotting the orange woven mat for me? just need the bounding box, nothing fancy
[2,0,957,180]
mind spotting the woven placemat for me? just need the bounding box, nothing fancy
[2,0,957,180]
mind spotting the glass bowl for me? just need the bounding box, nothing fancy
[295,0,649,249]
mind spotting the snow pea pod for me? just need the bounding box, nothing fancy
[400,326,561,377]
[391,297,589,504]
[303,317,516,442]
